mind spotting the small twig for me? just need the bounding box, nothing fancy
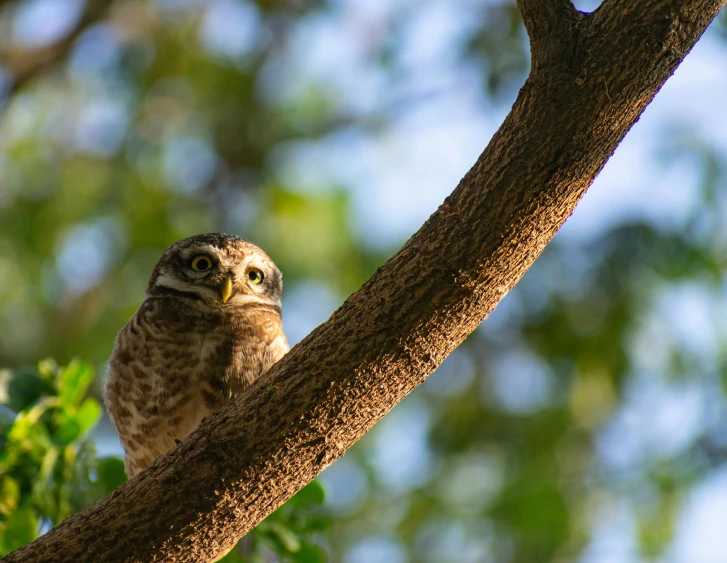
[603,76,612,101]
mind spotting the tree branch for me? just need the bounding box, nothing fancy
[517,0,580,69]
[5,0,726,561]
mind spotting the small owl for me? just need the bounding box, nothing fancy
[104,233,289,477]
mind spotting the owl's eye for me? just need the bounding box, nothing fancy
[247,268,264,285]
[190,255,213,272]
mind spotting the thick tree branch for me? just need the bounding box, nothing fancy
[5,0,725,561]
[517,0,580,69]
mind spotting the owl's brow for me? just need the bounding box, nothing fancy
[178,245,220,260]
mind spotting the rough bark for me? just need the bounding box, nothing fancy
[5,0,725,561]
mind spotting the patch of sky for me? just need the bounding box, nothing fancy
[76,101,129,157]
[12,0,83,49]
[269,129,374,196]
[55,217,127,296]
[282,9,385,115]
[571,0,604,12]
[199,0,261,60]
[435,450,504,515]
[69,25,123,76]
[395,0,481,72]
[581,496,638,563]
[369,398,433,493]
[319,456,369,515]
[412,518,494,563]
[653,281,721,365]
[422,347,475,398]
[344,535,407,563]
[596,378,708,473]
[281,280,342,347]
[163,137,218,193]
[154,0,208,16]
[485,347,555,413]
[670,466,727,561]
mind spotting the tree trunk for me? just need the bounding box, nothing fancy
[5,0,724,561]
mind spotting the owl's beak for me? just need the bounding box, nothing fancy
[220,277,234,303]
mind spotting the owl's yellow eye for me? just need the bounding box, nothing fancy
[247,268,264,285]
[190,255,213,272]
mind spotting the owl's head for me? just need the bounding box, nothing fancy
[147,233,283,310]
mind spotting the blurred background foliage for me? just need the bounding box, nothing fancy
[1,0,727,561]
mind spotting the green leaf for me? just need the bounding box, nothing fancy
[0,475,21,517]
[31,448,60,520]
[1,505,39,554]
[54,397,102,446]
[97,457,127,494]
[490,478,570,547]
[267,521,302,553]
[37,360,58,383]
[54,412,81,445]
[301,514,331,533]
[291,542,327,563]
[74,399,102,437]
[7,401,55,446]
[38,447,59,484]
[0,367,53,413]
[288,481,325,508]
[217,547,246,562]
[57,361,94,409]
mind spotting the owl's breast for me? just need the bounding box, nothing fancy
[193,309,289,407]
[104,301,288,476]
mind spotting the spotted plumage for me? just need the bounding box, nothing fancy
[104,233,289,477]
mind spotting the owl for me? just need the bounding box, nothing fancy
[104,233,289,477]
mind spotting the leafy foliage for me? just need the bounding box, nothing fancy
[0,361,328,560]
[0,360,114,555]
